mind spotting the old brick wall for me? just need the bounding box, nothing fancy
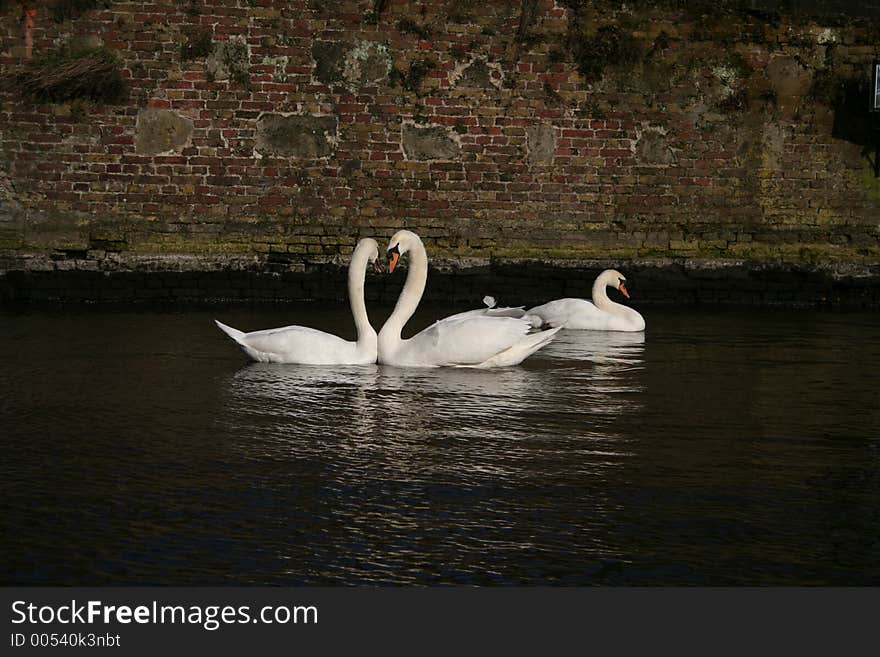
[1,0,879,303]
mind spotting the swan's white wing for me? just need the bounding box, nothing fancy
[526,298,600,328]
[442,304,529,322]
[526,298,644,331]
[239,325,349,354]
[405,316,536,366]
[217,322,358,364]
[483,306,529,318]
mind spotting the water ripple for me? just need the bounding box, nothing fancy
[1,305,878,585]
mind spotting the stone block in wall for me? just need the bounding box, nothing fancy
[402,123,461,161]
[526,125,555,165]
[343,41,392,87]
[452,58,504,90]
[312,40,391,89]
[135,109,194,155]
[761,123,785,170]
[766,55,812,98]
[255,114,338,158]
[635,128,674,165]
[206,37,250,84]
[312,41,347,84]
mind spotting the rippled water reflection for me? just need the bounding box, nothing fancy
[1,304,878,585]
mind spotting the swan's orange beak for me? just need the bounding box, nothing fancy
[372,259,384,273]
[387,251,400,274]
[619,282,630,298]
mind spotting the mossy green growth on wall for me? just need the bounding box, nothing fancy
[180,27,213,62]
[569,25,642,81]
[809,69,849,107]
[389,58,436,93]
[6,42,126,103]
[0,0,115,22]
[48,0,113,22]
[396,18,431,40]
[859,161,880,202]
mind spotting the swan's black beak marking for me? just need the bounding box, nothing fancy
[618,280,630,299]
[387,244,401,274]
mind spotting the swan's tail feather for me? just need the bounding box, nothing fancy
[477,326,561,368]
[215,320,246,343]
[517,325,561,358]
[215,320,268,362]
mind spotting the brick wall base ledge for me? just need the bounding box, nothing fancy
[2,254,878,308]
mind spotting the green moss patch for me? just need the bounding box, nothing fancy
[49,0,113,22]
[389,58,436,93]
[808,69,848,106]
[5,43,126,104]
[397,18,431,40]
[180,27,213,62]
[570,25,642,81]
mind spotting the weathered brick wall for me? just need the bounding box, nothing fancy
[1,0,879,303]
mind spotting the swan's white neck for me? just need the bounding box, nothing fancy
[378,233,427,352]
[348,242,377,348]
[592,271,628,317]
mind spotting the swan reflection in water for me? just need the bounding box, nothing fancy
[221,364,382,454]
[219,329,645,473]
[221,363,545,450]
[541,329,646,366]
[218,339,646,581]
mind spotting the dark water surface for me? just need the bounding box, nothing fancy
[2,303,878,585]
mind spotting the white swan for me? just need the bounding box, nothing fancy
[526,269,645,332]
[215,238,381,364]
[378,230,560,368]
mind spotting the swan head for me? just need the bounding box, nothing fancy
[602,269,630,298]
[385,230,421,273]
[354,238,383,273]
[367,241,382,273]
[387,243,401,273]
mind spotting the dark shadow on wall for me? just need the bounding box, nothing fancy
[2,264,879,308]
[829,79,872,147]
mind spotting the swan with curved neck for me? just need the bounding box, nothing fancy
[526,269,645,331]
[378,230,559,368]
[215,238,381,364]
